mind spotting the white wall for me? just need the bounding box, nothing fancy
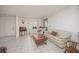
[48,6,79,36]
[0,15,42,37]
[0,15,16,37]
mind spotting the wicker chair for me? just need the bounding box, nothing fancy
[0,47,7,53]
[64,41,78,53]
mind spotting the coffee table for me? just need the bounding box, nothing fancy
[33,34,47,47]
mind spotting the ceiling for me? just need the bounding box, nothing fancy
[0,5,72,19]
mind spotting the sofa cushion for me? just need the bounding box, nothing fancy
[58,32,71,39]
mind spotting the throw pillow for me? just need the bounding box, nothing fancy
[51,31,58,36]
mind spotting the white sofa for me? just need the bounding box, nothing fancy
[44,28,71,48]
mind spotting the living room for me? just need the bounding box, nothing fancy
[0,5,79,53]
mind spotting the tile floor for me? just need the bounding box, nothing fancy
[0,34,73,53]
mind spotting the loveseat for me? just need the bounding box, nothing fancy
[44,28,71,48]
